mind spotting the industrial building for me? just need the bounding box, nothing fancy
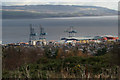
[61,35,118,44]
[60,27,118,44]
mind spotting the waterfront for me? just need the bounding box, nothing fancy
[2,15,120,79]
[2,16,118,44]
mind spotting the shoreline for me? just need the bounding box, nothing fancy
[2,15,118,20]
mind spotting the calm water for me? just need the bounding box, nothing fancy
[2,16,118,44]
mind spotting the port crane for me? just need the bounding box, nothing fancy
[39,25,47,40]
[64,26,77,37]
[29,24,37,42]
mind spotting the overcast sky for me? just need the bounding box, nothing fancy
[1,0,120,10]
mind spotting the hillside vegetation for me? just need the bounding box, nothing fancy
[2,43,120,78]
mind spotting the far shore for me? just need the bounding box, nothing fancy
[2,15,118,20]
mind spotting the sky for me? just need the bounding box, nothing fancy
[1,0,120,10]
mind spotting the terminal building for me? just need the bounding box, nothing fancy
[61,27,118,43]
[61,35,118,44]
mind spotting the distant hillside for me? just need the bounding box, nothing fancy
[2,5,117,19]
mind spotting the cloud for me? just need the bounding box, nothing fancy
[2,0,119,2]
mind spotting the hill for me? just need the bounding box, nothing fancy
[2,5,117,19]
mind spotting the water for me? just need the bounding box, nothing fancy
[2,16,118,44]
